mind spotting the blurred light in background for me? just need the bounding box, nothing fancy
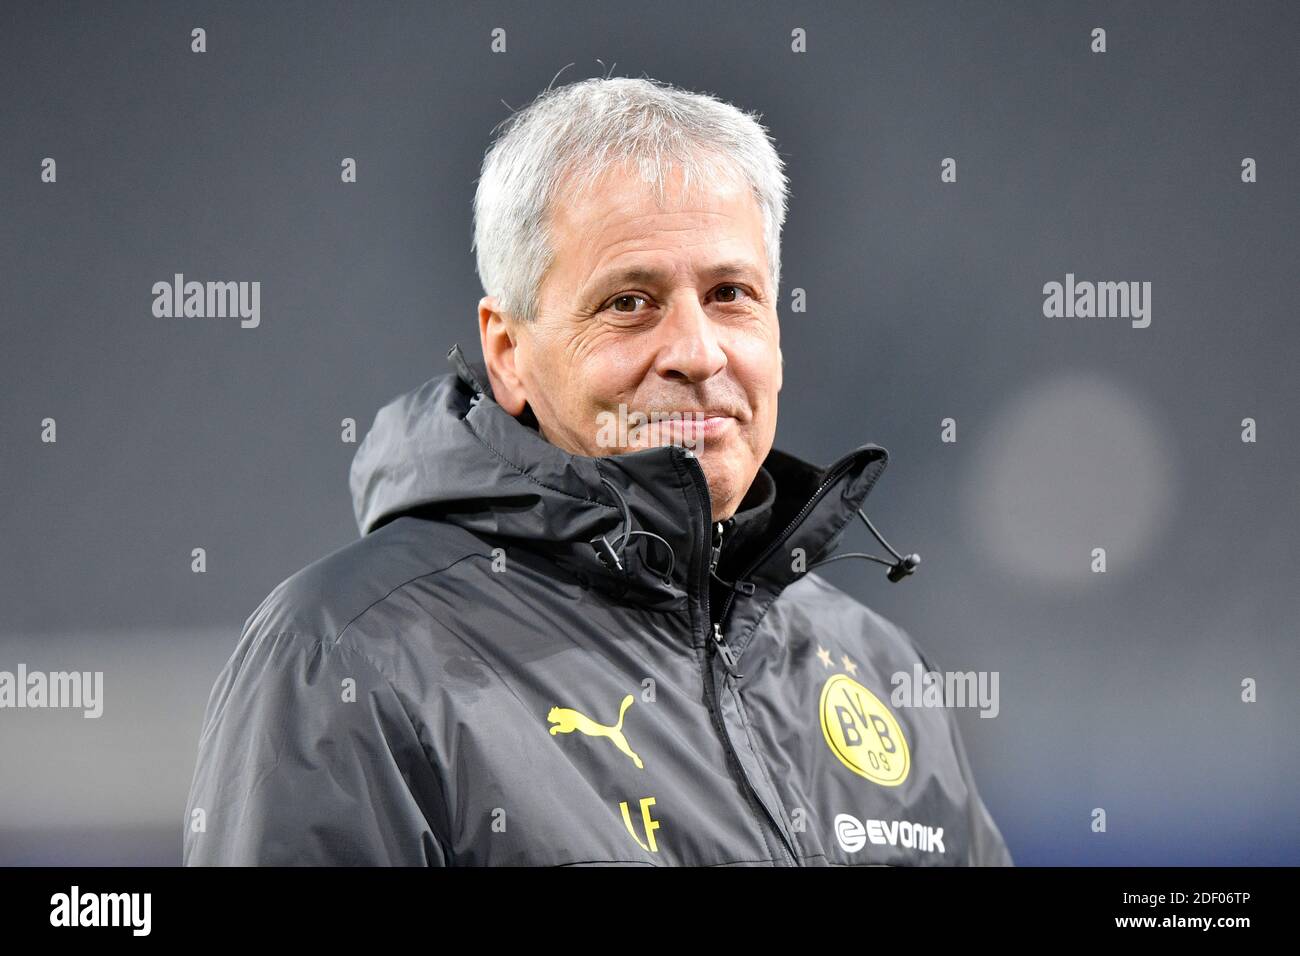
[963,372,1179,590]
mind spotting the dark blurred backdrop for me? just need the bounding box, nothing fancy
[2,0,1297,865]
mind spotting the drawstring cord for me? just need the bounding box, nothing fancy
[589,475,677,582]
[589,479,918,590]
[710,568,756,595]
[718,507,921,596]
[808,508,922,582]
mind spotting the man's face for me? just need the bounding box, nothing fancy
[479,161,782,522]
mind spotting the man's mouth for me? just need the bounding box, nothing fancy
[637,412,737,447]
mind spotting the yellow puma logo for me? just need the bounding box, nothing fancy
[547,694,644,769]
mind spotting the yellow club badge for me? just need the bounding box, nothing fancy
[819,673,910,786]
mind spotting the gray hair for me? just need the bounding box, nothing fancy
[472,74,790,324]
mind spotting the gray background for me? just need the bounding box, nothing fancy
[2,0,1297,865]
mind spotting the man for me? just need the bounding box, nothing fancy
[183,75,1012,866]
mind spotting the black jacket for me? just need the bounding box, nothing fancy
[182,345,1013,866]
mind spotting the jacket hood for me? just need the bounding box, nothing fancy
[349,344,894,612]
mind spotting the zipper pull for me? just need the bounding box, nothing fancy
[712,622,744,680]
[709,521,724,574]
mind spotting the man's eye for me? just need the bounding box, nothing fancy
[606,294,648,314]
[714,285,749,303]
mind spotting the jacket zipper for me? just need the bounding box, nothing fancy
[683,452,800,867]
[716,450,866,629]
[708,521,743,677]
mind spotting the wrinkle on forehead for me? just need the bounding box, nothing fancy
[557,174,762,294]
[530,154,765,324]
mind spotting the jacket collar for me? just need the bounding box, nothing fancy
[351,344,891,614]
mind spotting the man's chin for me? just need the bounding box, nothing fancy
[696,461,749,520]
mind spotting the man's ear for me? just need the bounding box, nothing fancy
[478,296,528,416]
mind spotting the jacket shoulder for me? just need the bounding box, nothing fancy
[242,515,487,647]
[776,571,929,663]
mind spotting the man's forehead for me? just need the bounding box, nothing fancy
[548,170,765,293]
[584,259,767,293]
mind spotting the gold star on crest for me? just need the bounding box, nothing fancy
[841,654,858,676]
[816,645,833,668]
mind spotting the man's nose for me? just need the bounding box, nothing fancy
[652,295,727,383]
